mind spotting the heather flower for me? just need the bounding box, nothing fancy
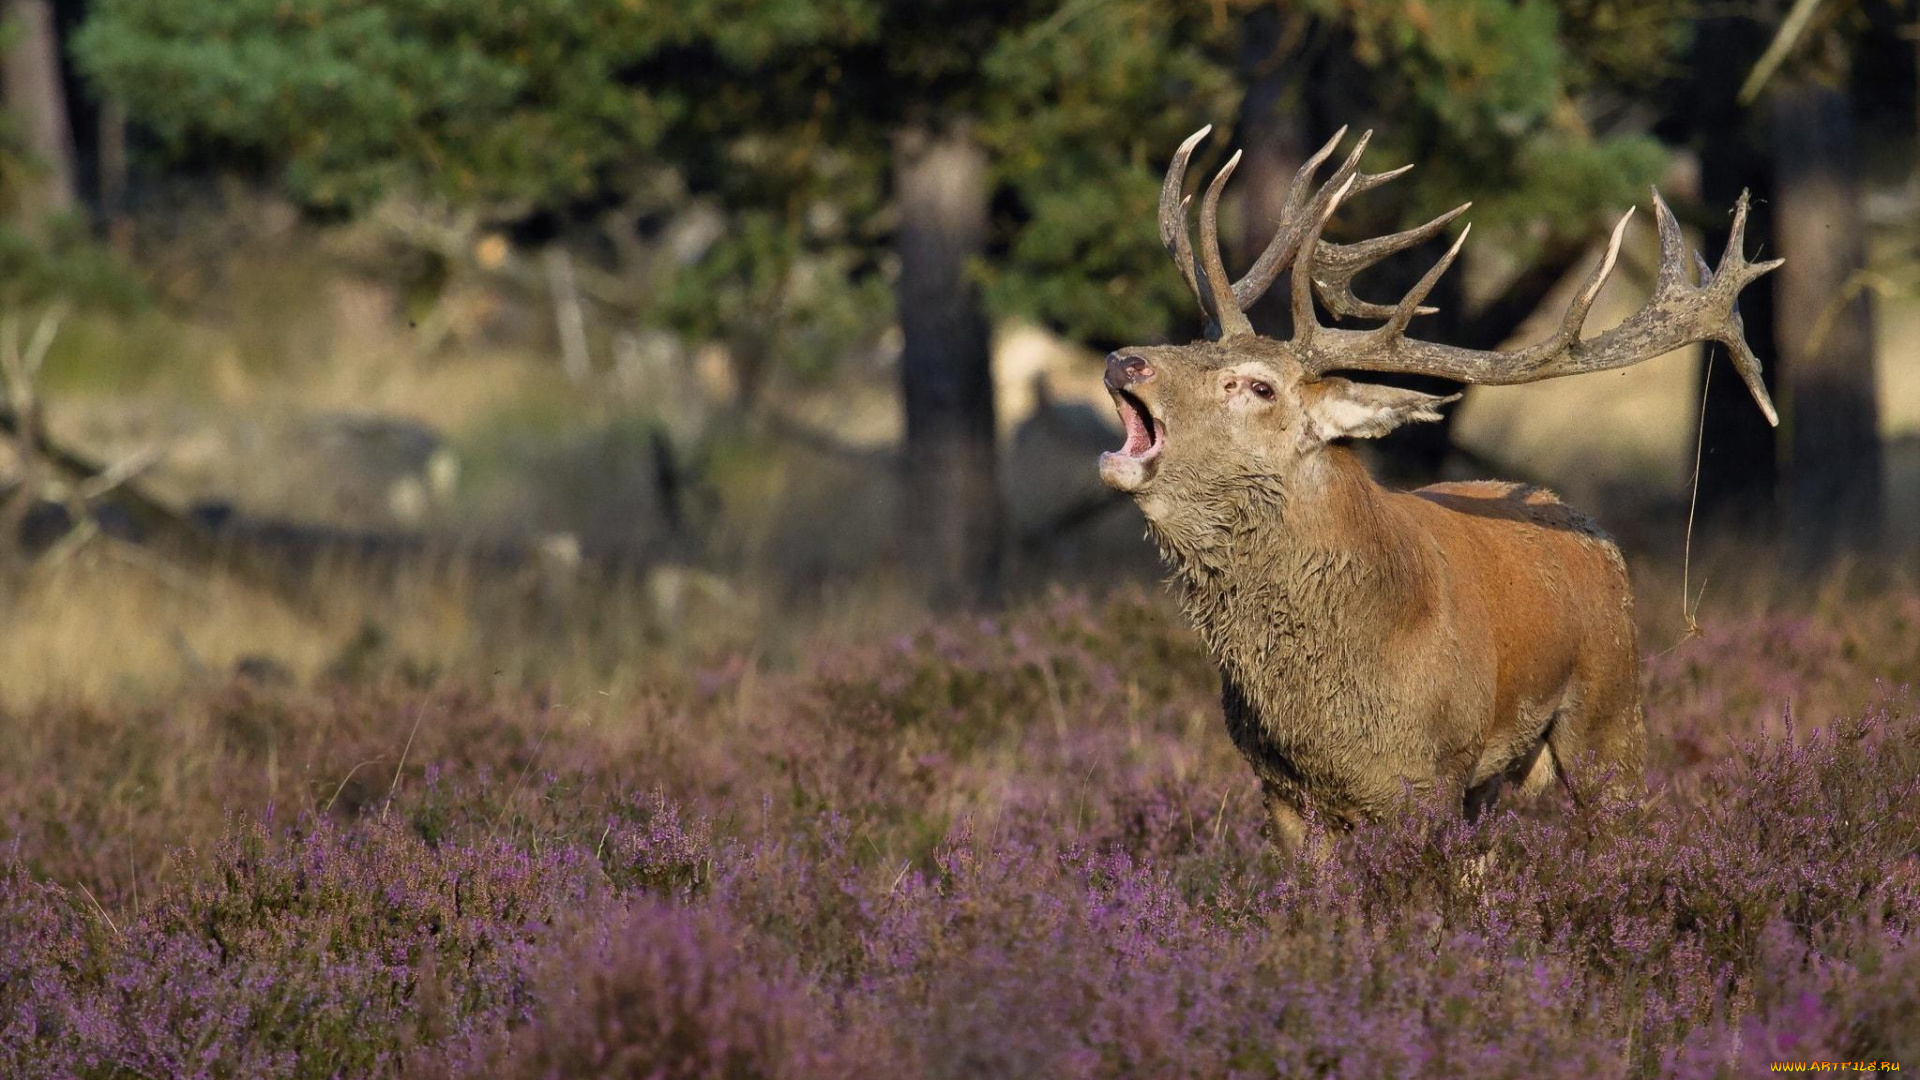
[598,789,712,895]
[0,586,1915,1077]
[419,901,885,1080]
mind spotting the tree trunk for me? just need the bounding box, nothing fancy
[894,124,1001,607]
[1231,8,1310,338]
[98,97,131,251]
[1770,78,1883,557]
[2,0,76,231]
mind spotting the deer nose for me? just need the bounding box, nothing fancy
[1105,354,1153,390]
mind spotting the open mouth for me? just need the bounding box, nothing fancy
[1112,390,1161,458]
[1099,390,1163,490]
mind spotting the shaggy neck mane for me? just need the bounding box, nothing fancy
[1145,449,1436,706]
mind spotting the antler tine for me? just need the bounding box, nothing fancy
[1724,189,1786,286]
[1326,132,1373,194]
[1706,190,1783,425]
[1723,188,1752,274]
[1313,201,1472,320]
[1291,173,1357,350]
[1295,187,1785,429]
[1198,150,1255,338]
[1540,207,1634,354]
[1159,126,1212,312]
[1292,126,1352,208]
[1228,129,1465,322]
[1652,190,1689,291]
[1349,161,1412,196]
[1723,318,1778,426]
[1368,222,1471,341]
[1721,296,1777,426]
[1228,126,1350,309]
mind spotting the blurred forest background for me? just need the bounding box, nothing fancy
[0,0,1916,703]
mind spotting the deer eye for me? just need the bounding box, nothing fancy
[1250,381,1275,400]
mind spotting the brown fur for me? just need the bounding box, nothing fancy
[1100,340,1644,852]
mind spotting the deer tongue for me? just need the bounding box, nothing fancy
[1112,391,1160,460]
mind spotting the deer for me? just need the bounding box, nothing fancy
[1099,125,1780,854]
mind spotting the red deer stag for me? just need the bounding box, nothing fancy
[1100,126,1779,852]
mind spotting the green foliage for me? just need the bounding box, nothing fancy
[78,0,894,381]
[75,0,1697,364]
[1287,0,1681,239]
[1327,0,1566,133]
[978,1,1242,345]
[74,0,874,214]
[0,3,143,319]
[1553,0,1696,91]
[984,0,1682,344]
[0,216,145,313]
[656,204,892,383]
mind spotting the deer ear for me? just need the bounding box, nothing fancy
[1302,378,1461,442]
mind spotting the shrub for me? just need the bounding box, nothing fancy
[0,587,1916,1076]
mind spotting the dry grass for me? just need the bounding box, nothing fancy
[3,522,1913,720]
[10,201,1915,716]
[0,549,443,709]
[0,536,952,713]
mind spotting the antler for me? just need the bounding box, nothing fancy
[1157,125,1782,426]
[1160,126,1247,339]
[1291,184,1782,425]
[1160,126,1469,338]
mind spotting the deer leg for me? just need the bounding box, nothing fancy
[1510,736,1559,799]
[1262,782,1353,864]
[1463,773,1507,819]
[1260,783,1315,857]
[1554,706,1646,801]
[1541,690,1646,807]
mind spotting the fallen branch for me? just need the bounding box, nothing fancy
[0,401,320,610]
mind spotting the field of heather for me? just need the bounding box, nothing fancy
[3,575,1919,1078]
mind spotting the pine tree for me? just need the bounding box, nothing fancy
[73,0,1774,594]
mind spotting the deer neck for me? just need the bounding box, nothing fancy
[1147,448,1432,691]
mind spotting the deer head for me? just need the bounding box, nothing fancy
[1099,126,1781,504]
